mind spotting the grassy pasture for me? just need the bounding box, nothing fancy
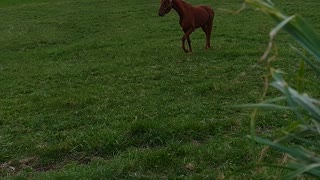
[0,0,319,178]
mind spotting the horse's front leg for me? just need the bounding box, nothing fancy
[182,29,193,53]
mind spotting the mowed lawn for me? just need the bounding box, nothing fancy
[0,0,319,178]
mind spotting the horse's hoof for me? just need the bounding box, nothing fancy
[184,49,189,53]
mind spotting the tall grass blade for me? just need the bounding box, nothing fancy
[243,0,320,178]
[283,16,320,62]
[284,163,320,179]
[232,104,295,111]
[297,59,305,93]
[245,0,320,62]
[270,71,320,122]
[291,45,320,76]
[260,16,295,61]
[251,136,320,163]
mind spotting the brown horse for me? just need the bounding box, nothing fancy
[158,0,214,53]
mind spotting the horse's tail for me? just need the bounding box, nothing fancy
[204,6,214,30]
[204,6,214,42]
[205,6,214,22]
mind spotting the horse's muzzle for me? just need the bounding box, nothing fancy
[158,12,164,16]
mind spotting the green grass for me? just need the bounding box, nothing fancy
[0,0,319,178]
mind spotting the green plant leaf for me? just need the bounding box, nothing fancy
[231,104,295,111]
[250,136,320,163]
[284,163,320,179]
[291,45,320,76]
[245,0,320,61]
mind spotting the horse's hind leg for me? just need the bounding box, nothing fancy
[201,25,209,49]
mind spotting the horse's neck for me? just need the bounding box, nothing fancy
[172,0,191,19]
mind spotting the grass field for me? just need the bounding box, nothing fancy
[0,0,319,178]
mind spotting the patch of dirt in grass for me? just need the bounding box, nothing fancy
[0,155,94,176]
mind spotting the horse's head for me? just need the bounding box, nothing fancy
[158,0,173,16]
